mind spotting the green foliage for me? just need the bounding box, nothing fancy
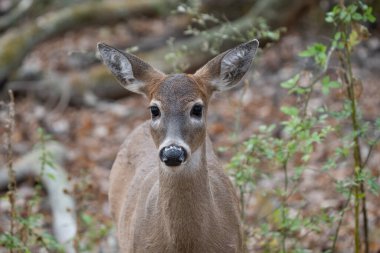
[2,127,113,252]
[321,77,341,95]
[227,0,379,252]
[299,43,327,68]
[37,128,57,180]
[0,128,64,252]
[177,1,282,54]
[0,233,29,253]
[325,3,376,24]
[280,74,300,90]
[73,168,113,253]
[164,37,191,73]
[166,0,284,72]
[77,212,112,252]
[228,102,334,251]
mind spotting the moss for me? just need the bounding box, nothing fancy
[0,24,40,74]
[89,66,116,85]
[0,0,167,81]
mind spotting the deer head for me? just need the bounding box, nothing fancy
[98,40,259,170]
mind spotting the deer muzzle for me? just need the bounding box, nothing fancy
[159,145,187,167]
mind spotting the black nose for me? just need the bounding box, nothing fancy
[159,145,187,167]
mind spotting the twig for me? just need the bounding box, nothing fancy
[6,90,16,252]
[281,160,289,253]
[362,135,380,168]
[331,189,353,252]
[341,26,368,252]
[301,45,335,118]
[0,142,77,252]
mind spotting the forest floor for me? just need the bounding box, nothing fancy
[1,12,380,253]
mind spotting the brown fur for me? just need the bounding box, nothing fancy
[110,122,242,253]
[100,40,259,253]
[110,74,242,253]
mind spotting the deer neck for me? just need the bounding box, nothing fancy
[158,143,213,247]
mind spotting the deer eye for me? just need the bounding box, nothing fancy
[150,105,160,118]
[190,104,203,118]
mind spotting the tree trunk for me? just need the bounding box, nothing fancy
[5,0,317,102]
[84,0,318,100]
[0,0,172,88]
[0,0,35,33]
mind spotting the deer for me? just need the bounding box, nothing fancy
[97,39,259,253]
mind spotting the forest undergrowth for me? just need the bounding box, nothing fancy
[0,0,379,252]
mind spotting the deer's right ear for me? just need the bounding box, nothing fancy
[97,43,164,96]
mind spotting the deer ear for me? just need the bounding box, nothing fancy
[97,43,164,95]
[194,39,259,91]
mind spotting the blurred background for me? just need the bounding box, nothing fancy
[0,0,379,252]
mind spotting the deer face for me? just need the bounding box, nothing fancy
[98,40,258,168]
[148,74,208,167]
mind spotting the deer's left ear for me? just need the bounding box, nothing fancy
[194,39,259,91]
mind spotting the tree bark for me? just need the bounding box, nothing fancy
[5,0,316,102]
[0,142,76,253]
[0,0,35,33]
[0,0,172,88]
[141,0,316,73]
[84,0,318,100]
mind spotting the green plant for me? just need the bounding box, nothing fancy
[323,3,376,253]
[228,110,334,252]
[73,169,113,252]
[0,105,64,253]
[166,0,284,72]
[227,1,379,252]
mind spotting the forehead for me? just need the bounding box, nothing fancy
[149,74,207,104]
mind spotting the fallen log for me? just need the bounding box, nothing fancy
[0,0,174,89]
[0,142,76,253]
[0,0,35,33]
[5,0,317,103]
[139,0,317,72]
[92,0,318,98]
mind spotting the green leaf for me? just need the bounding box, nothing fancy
[334,32,341,41]
[375,118,380,129]
[339,9,347,21]
[325,15,334,23]
[290,86,310,95]
[367,177,380,195]
[217,146,228,153]
[323,158,336,171]
[321,76,341,95]
[336,146,350,158]
[81,213,94,225]
[47,172,56,180]
[348,29,360,50]
[352,13,362,21]
[280,74,300,89]
[281,106,299,117]
[364,7,376,23]
[299,43,327,67]
[45,159,56,169]
[368,14,376,23]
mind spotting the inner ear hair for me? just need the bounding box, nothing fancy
[194,39,259,92]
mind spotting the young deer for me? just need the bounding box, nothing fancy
[98,39,259,253]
